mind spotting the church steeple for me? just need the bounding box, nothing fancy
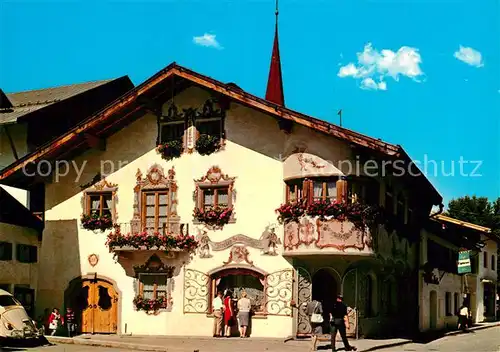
[265,0,285,106]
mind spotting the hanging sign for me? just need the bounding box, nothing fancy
[457,251,471,274]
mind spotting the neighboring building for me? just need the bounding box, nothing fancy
[0,58,442,338]
[0,76,134,205]
[0,187,43,317]
[419,214,499,332]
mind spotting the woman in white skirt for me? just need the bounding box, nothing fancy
[237,291,251,338]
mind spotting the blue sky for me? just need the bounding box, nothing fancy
[1,0,499,206]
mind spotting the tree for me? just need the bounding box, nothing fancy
[447,196,500,235]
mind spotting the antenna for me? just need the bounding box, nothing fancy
[337,109,343,127]
[275,0,279,17]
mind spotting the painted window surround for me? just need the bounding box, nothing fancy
[81,178,118,223]
[193,166,236,224]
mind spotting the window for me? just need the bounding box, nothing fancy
[0,242,13,261]
[16,244,37,263]
[312,179,337,202]
[142,190,169,233]
[445,292,452,316]
[160,121,185,144]
[86,192,112,217]
[347,178,379,205]
[138,274,170,301]
[286,179,304,203]
[0,295,21,307]
[491,255,496,271]
[196,117,222,137]
[0,284,10,292]
[194,166,235,218]
[200,186,229,210]
[131,165,180,235]
[484,251,488,268]
[210,268,265,314]
[454,293,459,314]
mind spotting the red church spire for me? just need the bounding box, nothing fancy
[265,0,285,106]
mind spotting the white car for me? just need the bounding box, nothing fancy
[0,289,43,341]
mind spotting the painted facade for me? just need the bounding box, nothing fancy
[31,84,430,338]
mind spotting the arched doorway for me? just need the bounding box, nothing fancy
[65,276,119,334]
[312,268,339,333]
[429,290,437,330]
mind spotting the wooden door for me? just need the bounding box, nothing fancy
[80,279,118,334]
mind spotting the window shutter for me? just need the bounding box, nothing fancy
[285,184,290,202]
[336,179,348,203]
[302,179,313,204]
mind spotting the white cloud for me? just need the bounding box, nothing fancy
[454,46,483,67]
[337,43,424,91]
[360,78,387,91]
[193,33,223,49]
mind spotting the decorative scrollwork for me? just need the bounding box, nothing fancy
[183,269,210,313]
[265,269,293,316]
[297,267,312,334]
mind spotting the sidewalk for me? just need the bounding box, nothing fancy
[46,322,500,352]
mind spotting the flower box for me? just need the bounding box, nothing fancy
[81,213,114,232]
[106,231,198,253]
[156,139,183,161]
[196,134,221,156]
[193,207,232,228]
[133,295,169,314]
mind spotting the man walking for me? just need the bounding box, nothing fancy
[212,291,224,337]
[330,295,356,352]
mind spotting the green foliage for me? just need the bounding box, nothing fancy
[446,196,500,235]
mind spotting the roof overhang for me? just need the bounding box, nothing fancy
[0,63,442,205]
[0,188,43,233]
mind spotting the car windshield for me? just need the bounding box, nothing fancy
[0,295,21,307]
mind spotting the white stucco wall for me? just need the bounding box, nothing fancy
[475,234,498,322]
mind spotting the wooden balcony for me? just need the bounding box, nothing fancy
[282,215,375,256]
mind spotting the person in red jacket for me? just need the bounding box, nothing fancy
[48,308,64,336]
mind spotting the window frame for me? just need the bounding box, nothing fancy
[445,292,452,316]
[491,254,495,271]
[0,241,13,261]
[194,99,226,148]
[16,244,37,264]
[194,166,236,223]
[198,185,230,210]
[131,165,180,234]
[483,251,488,268]
[141,190,170,233]
[285,177,344,205]
[81,179,118,222]
[159,120,186,145]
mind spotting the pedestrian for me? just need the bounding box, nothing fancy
[48,308,63,336]
[223,290,234,337]
[212,291,224,337]
[65,307,77,337]
[305,298,324,350]
[457,304,469,331]
[237,290,251,338]
[329,295,356,352]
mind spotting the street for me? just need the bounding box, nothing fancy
[378,326,500,352]
[2,327,499,352]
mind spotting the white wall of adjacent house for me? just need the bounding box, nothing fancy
[474,234,498,322]
[38,86,357,337]
[419,230,462,331]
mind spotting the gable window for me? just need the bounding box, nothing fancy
[160,121,185,144]
[0,242,13,261]
[195,99,225,140]
[16,244,37,263]
[142,190,169,233]
[131,165,180,235]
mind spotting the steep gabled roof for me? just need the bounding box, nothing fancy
[0,63,442,204]
[0,78,131,125]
